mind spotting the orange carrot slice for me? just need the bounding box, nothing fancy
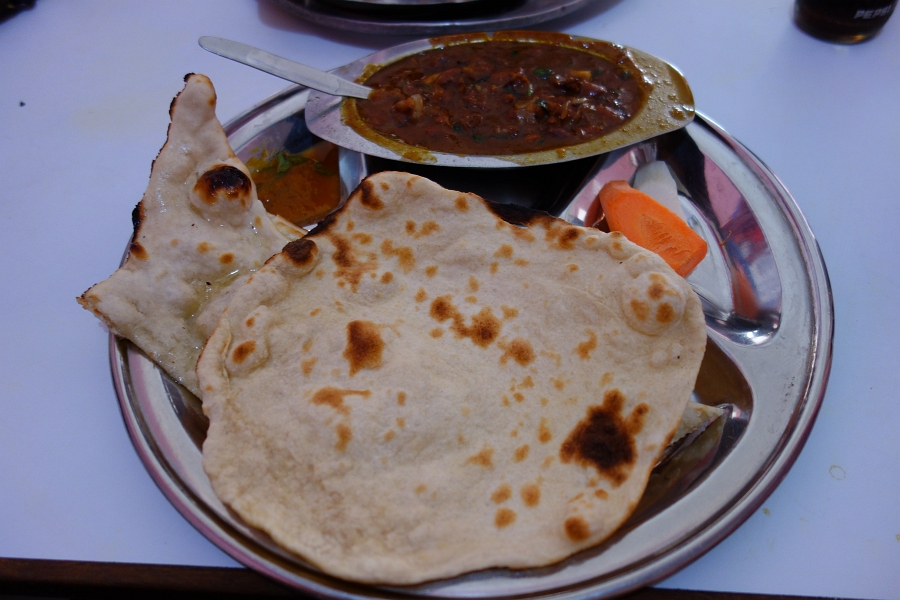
[597,180,707,277]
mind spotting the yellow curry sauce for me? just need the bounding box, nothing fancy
[246,142,340,227]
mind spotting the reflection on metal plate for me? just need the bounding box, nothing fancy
[112,83,833,599]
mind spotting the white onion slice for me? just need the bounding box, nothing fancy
[633,161,685,219]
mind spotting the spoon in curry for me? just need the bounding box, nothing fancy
[198,36,372,100]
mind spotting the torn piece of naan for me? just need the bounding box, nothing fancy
[197,171,708,584]
[673,401,725,445]
[79,74,300,396]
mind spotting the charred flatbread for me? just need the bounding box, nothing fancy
[78,74,301,396]
[197,171,707,584]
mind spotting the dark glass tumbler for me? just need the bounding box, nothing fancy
[795,0,897,43]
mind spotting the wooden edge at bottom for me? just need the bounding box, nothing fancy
[0,558,851,600]
[0,557,293,598]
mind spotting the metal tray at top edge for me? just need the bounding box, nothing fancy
[270,0,597,35]
[111,83,833,599]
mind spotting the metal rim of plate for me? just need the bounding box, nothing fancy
[111,83,833,598]
[269,0,597,35]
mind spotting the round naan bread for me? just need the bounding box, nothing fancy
[197,171,707,584]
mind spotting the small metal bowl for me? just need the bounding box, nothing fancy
[306,31,695,168]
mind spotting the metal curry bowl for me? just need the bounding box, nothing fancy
[305,31,695,168]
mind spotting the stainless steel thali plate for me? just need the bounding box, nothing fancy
[111,84,832,598]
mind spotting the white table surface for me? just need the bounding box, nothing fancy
[1,1,898,598]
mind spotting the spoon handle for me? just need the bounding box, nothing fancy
[198,36,372,100]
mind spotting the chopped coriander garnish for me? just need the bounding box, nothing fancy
[314,163,334,176]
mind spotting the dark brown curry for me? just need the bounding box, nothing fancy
[355,41,646,156]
